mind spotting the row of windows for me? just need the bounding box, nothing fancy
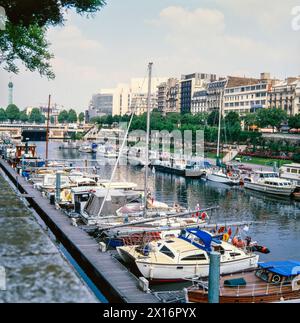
[265,181,291,186]
[225,84,267,94]
[286,168,300,174]
[224,100,266,107]
[225,108,251,114]
[225,93,267,101]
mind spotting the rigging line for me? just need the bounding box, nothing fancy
[96,68,148,218]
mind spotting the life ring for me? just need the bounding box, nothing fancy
[272,275,281,284]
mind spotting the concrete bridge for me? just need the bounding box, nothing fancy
[0,123,93,141]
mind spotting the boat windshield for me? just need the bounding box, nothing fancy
[260,173,279,178]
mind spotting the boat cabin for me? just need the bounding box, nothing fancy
[81,189,142,225]
[15,143,37,160]
[280,163,300,188]
[255,261,300,286]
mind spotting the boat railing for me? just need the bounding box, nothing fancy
[187,276,294,297]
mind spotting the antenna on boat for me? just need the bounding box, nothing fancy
[143,62,153,217]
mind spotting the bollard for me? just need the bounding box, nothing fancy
[208,251,221,303]
[55,172,61,202]
[139,277,149,293]
[99,242,107,253]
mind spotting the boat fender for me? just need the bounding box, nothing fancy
[201,212,208,220]
[223,233,230,242]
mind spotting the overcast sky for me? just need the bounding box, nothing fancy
[0,0,299,112]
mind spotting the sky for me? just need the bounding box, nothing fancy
[0,0,300,112]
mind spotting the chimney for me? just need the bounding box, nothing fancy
[260,72,270,81]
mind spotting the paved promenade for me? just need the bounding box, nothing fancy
[0,171,97,303]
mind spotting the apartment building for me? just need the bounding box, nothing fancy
[157,78,180,115]
[191,90,208,114]
[88,89,115,119]
[269,77,300,116]
[180,73,216,114]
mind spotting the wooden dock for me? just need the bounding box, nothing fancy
[0,159,159,303]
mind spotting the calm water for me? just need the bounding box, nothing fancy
[34,141,300,264]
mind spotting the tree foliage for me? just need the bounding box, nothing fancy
[225,112,240,127]
[0,0,106,78]
[256,108,288,132]
[288,114,300,129]
[0,107,7,121]
[29,107,44,123]
[58,109,78,123]
[58,110,69,124]
[244,113,257,130]
[19,110,28,122]
[68,109,78,123]
[207,110,220,127]
[78,112,85,123]
[6,104,19,122]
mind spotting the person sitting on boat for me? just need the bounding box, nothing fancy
[232,236,246,249]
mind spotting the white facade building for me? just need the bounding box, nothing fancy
[268,77,300,116]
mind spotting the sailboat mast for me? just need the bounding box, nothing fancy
[216,96,222,159]
[143,62,153,216]
[45,94,51,167]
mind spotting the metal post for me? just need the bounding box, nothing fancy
[22,154,25,175]
[208,251,220,303]
[55,172,61,202]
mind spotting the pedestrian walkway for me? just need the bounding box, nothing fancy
[0,172,97,303]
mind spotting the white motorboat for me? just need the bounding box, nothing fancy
[117,228,259,282]
[244,171,295,196]
[126,147,150,167]
[98,144,118,158]
[279,163,300,188]
[79,143,97,154]
[206,168,241,185]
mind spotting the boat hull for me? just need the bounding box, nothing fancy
[207,173,239,186]
[135,255,259,282]
[153,164,185,176]
[188,290,300,303]
[244,182,293,196]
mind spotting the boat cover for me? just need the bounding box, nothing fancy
[259,260,300,277]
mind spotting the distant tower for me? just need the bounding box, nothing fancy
[8,80,13,105]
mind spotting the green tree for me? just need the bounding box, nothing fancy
[19,110,28,122]
[0,0,106,78]
[207,110,220,127]
[78,112,85,123]
[6,104,20,122]
[288,114,300,129]
[68,109,78,123]
[256,108,288,132]
[0,108,7,122]
[50,116,55,124]
[225,112,240,127]
[244,113,257,131]
[29,108,44,123]
[58,110,69,124]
